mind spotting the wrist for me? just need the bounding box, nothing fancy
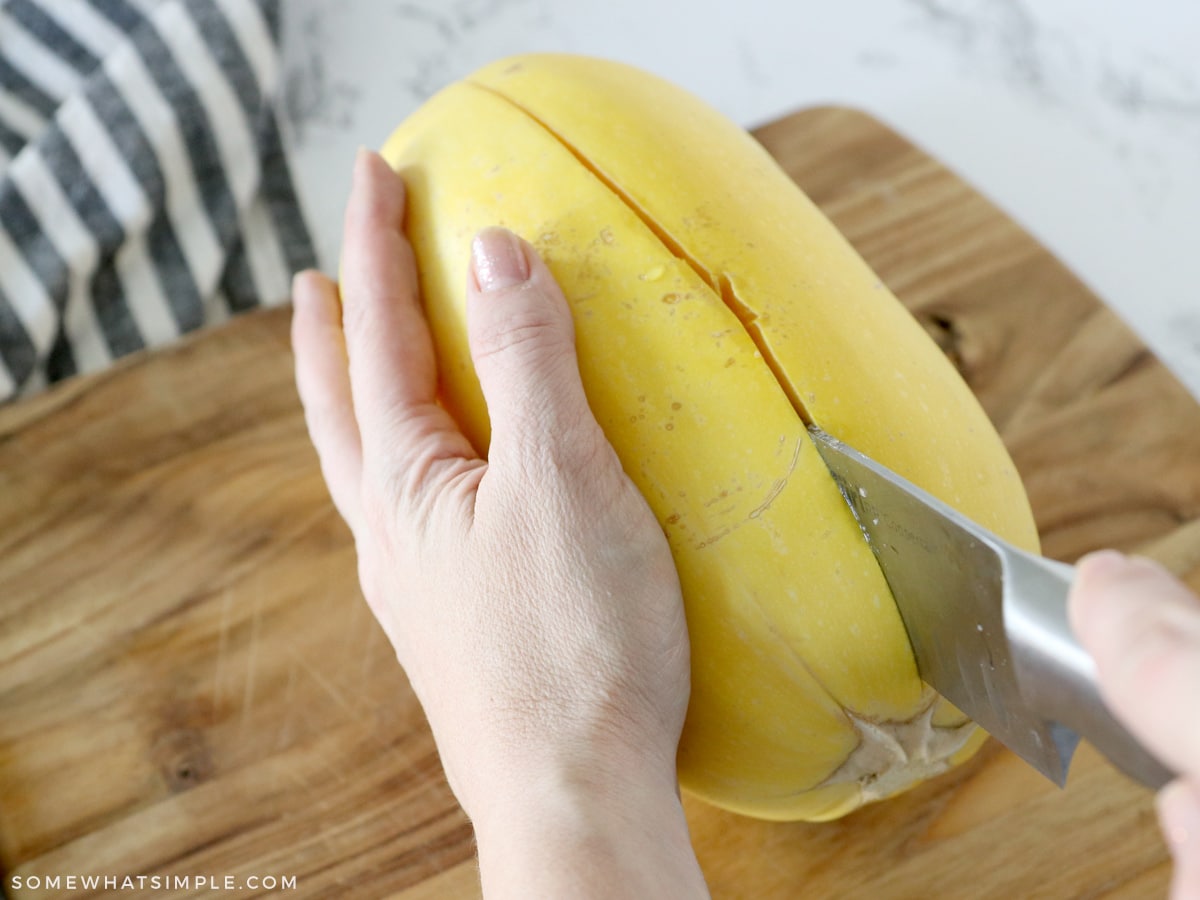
[470,759,708,898]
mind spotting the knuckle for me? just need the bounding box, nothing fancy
[473,303,571,369]
[361,414,481,532]
[509,416,610,481]
[550,417,616,478]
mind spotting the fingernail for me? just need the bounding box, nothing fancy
[472,228,530,292]
[1072,550,1128,599]
[353,146,371,182]
[1077,551,1180,598]
[353,147,386,187]
[292,270,339,321]
[292,270,315,305]
[1079,549,1128,576]
[1068,550,1133,638]
[1158,780,1200,858]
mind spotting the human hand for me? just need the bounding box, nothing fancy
[291,150,707,897]
[1070,551,1200,900]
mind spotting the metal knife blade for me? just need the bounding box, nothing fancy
[808,425,1175,789]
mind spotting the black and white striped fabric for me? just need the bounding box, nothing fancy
[0,0,315,401]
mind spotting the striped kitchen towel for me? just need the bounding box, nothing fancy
[0,0,315,402]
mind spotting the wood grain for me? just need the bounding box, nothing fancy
[2,106,1198,898]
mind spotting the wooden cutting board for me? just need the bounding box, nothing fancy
[3,106,1199,899]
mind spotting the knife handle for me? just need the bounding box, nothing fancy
[1002,548,1178,790]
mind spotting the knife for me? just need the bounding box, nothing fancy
[808,425,1176,789]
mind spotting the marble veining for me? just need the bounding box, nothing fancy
[280,0,1200,401]
[902,0,1200,168]
[283,8,363,143]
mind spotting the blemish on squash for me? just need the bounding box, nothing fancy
[749,437,802,519]
[703,490,731,509]
[694,526,734,550]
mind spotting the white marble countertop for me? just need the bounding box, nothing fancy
[279,0,1200,400]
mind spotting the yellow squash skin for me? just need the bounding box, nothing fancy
[380,54,1039,821]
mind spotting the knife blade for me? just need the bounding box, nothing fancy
[807,425,1175,789]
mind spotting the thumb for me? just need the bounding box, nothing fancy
[1069,551,1200,777]
[467,227,600,465]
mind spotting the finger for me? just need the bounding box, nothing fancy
[1069,551,1200,776]
[467,227,600,468]
[339,149,476,499]
[341,151,467,442]
[291,269,363,530]
[1159,779,1200,900]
